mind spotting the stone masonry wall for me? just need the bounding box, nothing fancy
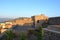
[43,28,60,40]
[12,18,33,27]
[31,14,48,28]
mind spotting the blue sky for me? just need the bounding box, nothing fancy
[0,0,60,18]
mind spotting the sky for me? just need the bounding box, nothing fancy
[0,0,60,18]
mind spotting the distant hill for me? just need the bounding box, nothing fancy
[0,17,29,23]
[0,18,13,23]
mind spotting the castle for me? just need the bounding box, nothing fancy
[12,14,48,27]
[0,14,48,33]
[0,14,60,40]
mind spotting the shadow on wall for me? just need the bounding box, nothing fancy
[35,20,48,28]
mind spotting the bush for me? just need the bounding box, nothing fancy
[27,26,44,40]
[5,30,15,40]
[36,26,43,40]
[20,32,26,40]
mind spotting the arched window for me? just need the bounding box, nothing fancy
[37,20,40,23]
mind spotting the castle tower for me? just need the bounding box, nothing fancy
[31,14,48,28]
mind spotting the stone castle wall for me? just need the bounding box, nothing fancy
[43,27,60,40]
[11,14,48,27]
[12,18,33,26]
[48,17,60,25]
[31,14,48,28]
[43,29,60,40]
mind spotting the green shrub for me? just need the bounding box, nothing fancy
[28,26,44,40]
[5,30,15,40]
[20,32,26,40]
[36,26,43,40]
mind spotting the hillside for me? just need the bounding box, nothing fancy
[0,18,13,22]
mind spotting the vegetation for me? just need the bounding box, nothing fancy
[36,26,44,40]
[5,30,15,40]
[5,26,44,40]
[20,32,27,40]
[28,26,44,40]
